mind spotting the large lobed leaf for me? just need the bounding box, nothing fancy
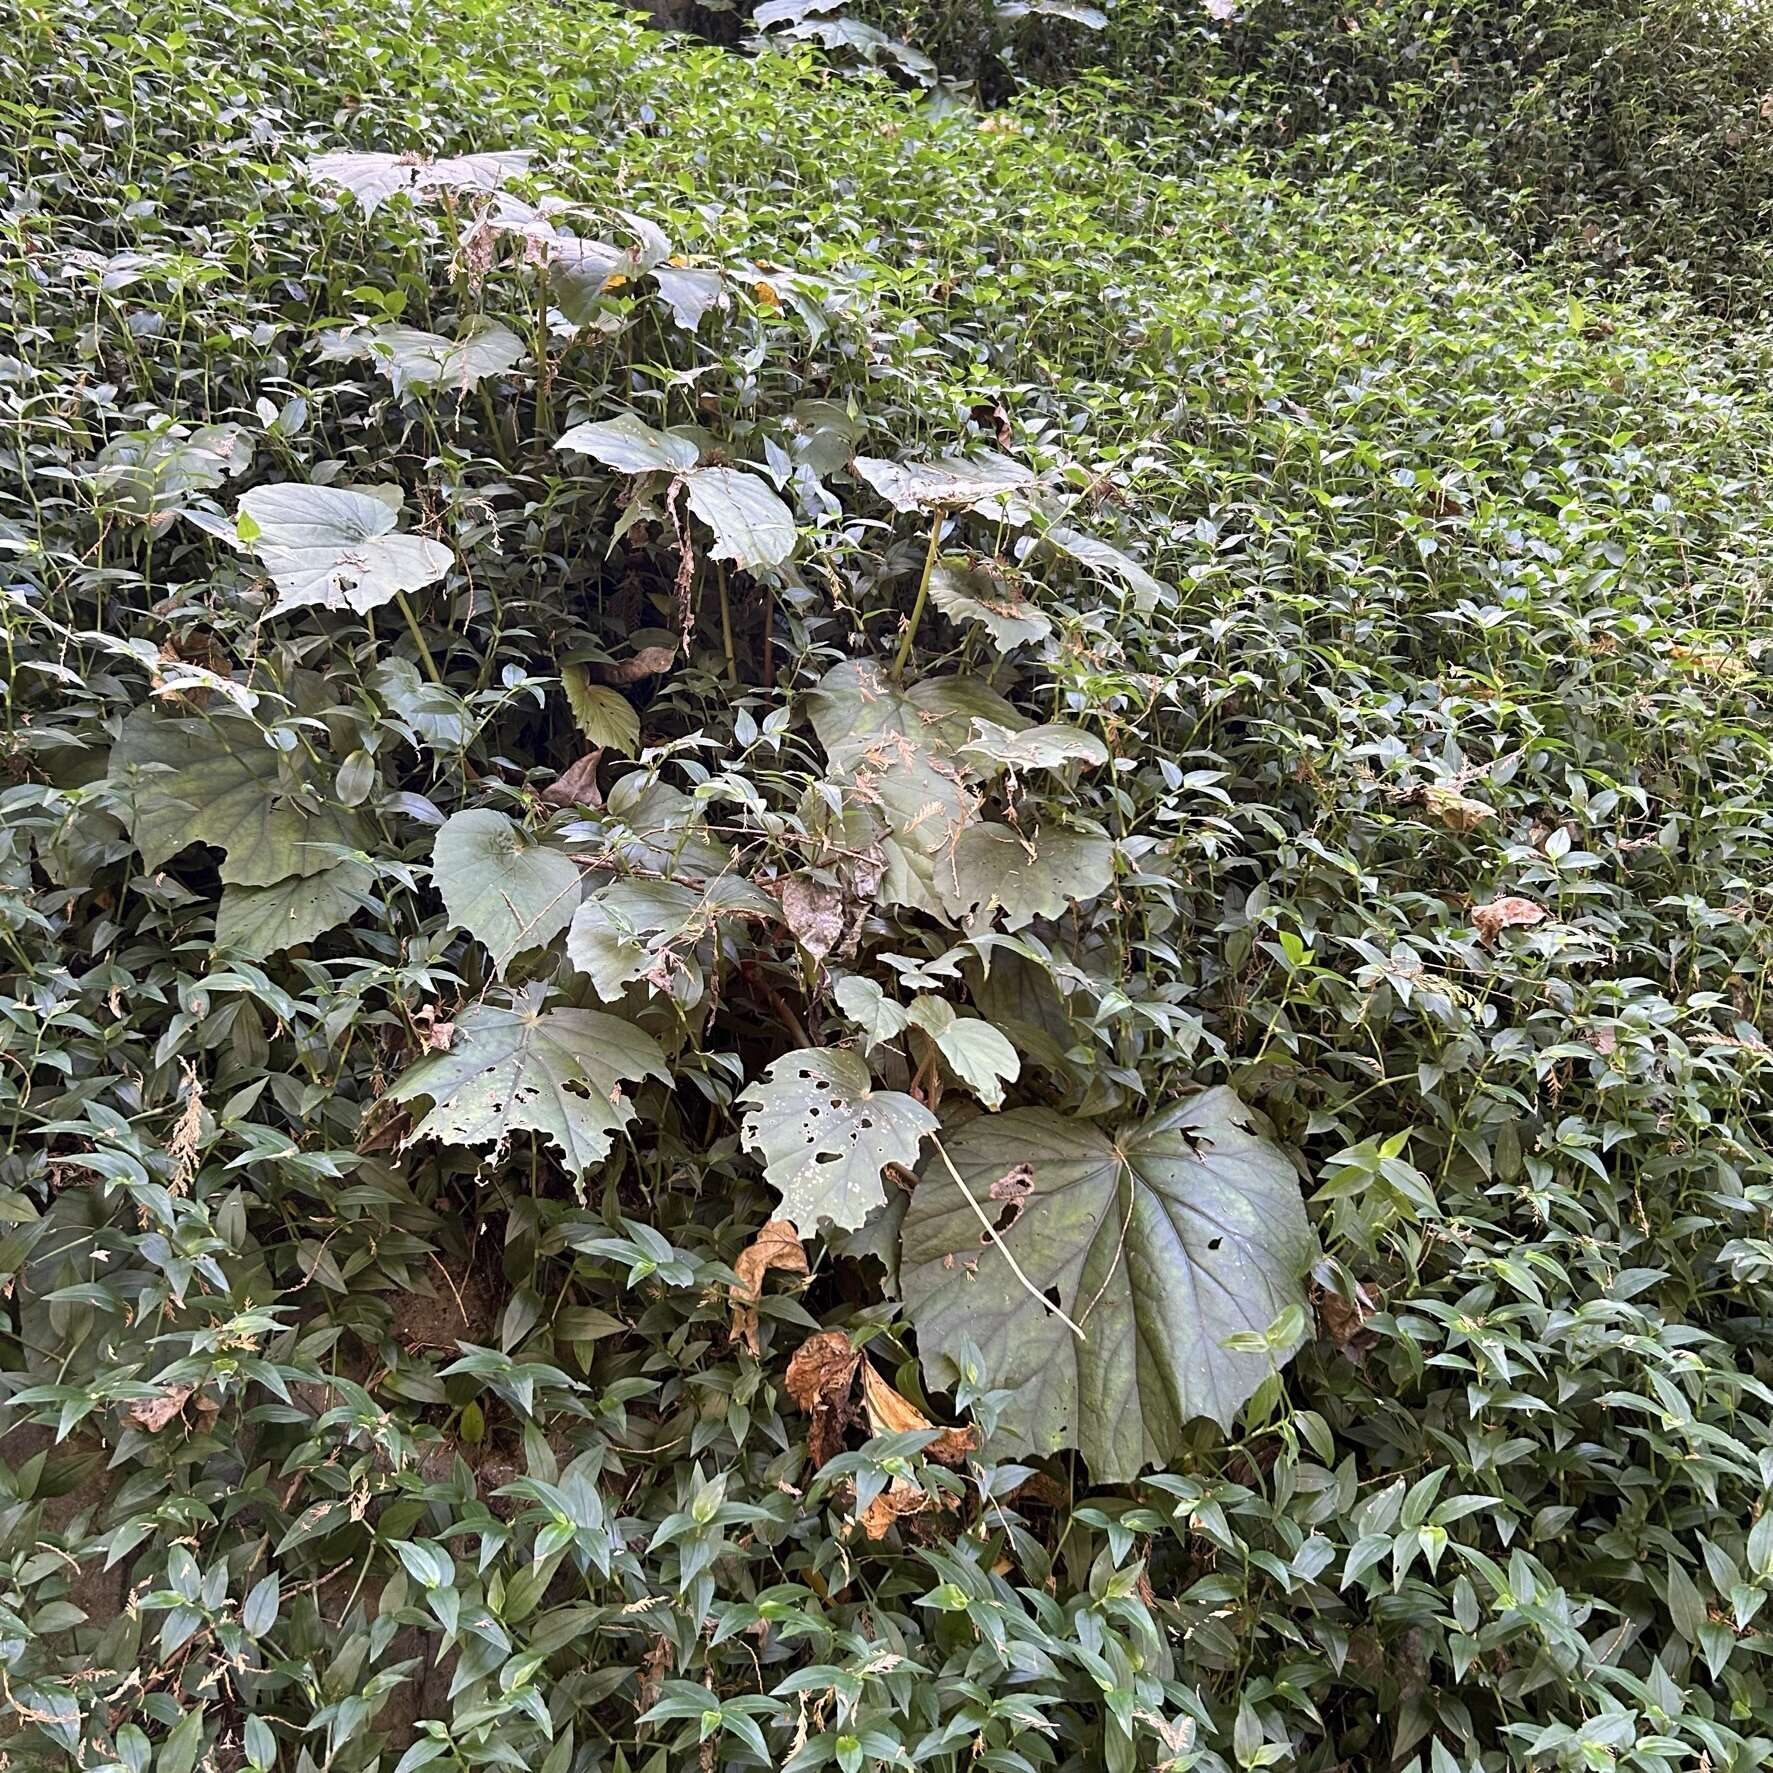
[901,1089,1318,1480]
[390,995,670,1184]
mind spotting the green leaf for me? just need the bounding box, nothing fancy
[432,809,581,974]
[390,995,670,1184]
[215,859,376,959]
[942,822,1114,930]
[652,264,725,331]
[566,876,774,1002]
[316,319,526,398]
[738,1047,937,1231]
[853,451,1037,513]
[809,661,1023,916]
[108,707,366,887]
[906,997,1019,1108]
[561,668,641,754]
[833,976,910,1049]
[681,467,796,569]
[929,558,1052,652]
[237,483,452,615]
[960,721,1108,775]
[901,1089,1317,1479]
[89,421,252,519]
[557,414,700,474]
[305,148,533,215]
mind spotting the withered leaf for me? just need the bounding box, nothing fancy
[542,749,605,810]
[730,1218,810,1354]
[1471,895,1547,942]
[859,1357,978,1466]
[127,1384,195,1432]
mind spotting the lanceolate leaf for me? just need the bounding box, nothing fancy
[901,1090,1318,1479]
[237,484,453,615]
[108,707,367,887]
[739,1048,937,1231]
[390,995,670,1184]
[432,809,580,973]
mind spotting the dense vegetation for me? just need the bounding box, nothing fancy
[6,1,1773,1770]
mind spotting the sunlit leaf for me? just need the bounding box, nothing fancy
[237,484,452,616]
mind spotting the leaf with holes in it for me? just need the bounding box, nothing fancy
[906,997,1019,1109]
[316,320,525,399]
[557,414,701,475]
[943,821,1114,931]
[389,995,670,1184]
[901,1089,1317,1480]
[929,558,1052,652]
[853,452,1037,513]
[682,467,796,569]
[432,809,580,974]
[739,1048,938,1231]
[107,706,368,887]
[961,721,1108,776]
[567,876,775,1002]
[237,483,452,616]
[305,149,534,216]
[215,858,377,959]
[808,661,1024,917]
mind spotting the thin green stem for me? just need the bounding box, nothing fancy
[892,514,945,683]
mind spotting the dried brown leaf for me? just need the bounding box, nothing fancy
[859,1358,978,1466]
[730,1218,809,1354]
[780,876,845,960]
[128,1384,195,1432]
[542,749,605,810]
[1471,895,1547,942]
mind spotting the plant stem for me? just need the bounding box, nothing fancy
[892,513,945,683]
[395,590,445,688]
[716,560,738,687]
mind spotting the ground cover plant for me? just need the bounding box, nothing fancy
[5,0,1773,1768]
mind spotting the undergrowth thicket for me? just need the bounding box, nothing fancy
[5,1,1773,1770]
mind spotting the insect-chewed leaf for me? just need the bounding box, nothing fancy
[237,483,453,615]
[215,859,377,959]
[739,1047,938,1231]
[942,821,1114,930]
[853,451,1037,513]
[305,149,534,215]
[389,995,670,1184]
[567,876,775,1002]
[682,467,797,569]
[901,1089,1318,1480]
[316,321,526,399]
[960,720,1108,775]
[808,661,1024,916]
[432,809,581,974]
[929,558,1052,652]
[556,413,701,474]
[108,706,367,887]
